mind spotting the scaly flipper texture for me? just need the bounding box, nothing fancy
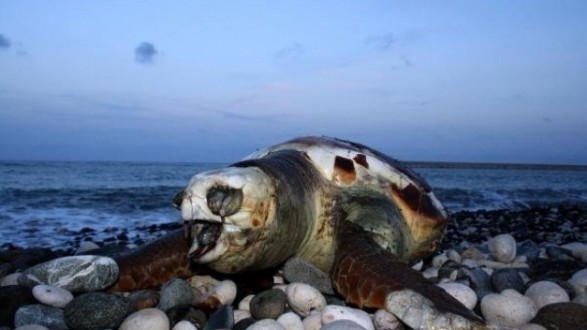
[109,228,193,291]
[331,219,484,323]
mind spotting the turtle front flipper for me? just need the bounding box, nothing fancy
[332,219,485,328]
[109,228,194,291]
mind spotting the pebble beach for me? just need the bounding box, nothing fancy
[1,205,586,330]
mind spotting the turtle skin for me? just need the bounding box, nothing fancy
[108,137,485,327]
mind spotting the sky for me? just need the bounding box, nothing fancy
[0,1,586,164]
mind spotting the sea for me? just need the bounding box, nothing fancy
[1,161,586,249]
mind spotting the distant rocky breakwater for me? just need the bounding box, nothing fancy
[0,204,586,330]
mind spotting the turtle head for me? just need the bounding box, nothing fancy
[174,166,278,273]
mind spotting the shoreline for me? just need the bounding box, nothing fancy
[2,204,586,254]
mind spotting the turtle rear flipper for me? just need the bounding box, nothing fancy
[331,219,484,326]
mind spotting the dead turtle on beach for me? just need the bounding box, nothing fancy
[111,136,485,328]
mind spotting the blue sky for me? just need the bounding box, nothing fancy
[0,1,586,164]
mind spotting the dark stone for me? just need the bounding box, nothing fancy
[14,304,68,329]
[64,292,134,330]
[530,259,581,281]
[491,268,525,293]
[158,278,194,312]
[438,260,461,279]
[532,302,587,330]
[128,289,160,310]
[233,317,255,330]
[249,289,288,320]
[0,248,61,272]
[0,285,36,327]
[516,240,541,261]
[283,257,334,294]
[545,246,575,261]
[203,304,234,330]
[166,304,207,329]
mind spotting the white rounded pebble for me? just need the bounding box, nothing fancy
[432,252,449,268]
[437,282,478,310]
[488,234,517,263]
[302,312,322,330]
[276,311,304,330]
[247,319,287,330]
[321,305,374,330]
[32,284,74,308]
[480,289,537,328]
[75,241,100,254]
[193,279,237,307]
[119,308,170,330]
[568,268,587,295]
[172,320,198,330]
[572,292,587,306]
[234,309,251,324]
[238,294,255,312]
[525,281,570,309]
[519,324,548,330]
[1,272,20,286]
[285,282,326,317]
[373,309,401,330]
[421,267,438,279]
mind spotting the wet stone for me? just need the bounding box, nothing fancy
[64,292,133,330]
[0,285,36,328]
[158,278,194,312]
[545,246,575,261]
[233,317,255,330]
[532,302,587,330]
[23,255,119,292]
[250,289,288,320]
[14,304,67,330]
[491,268,525,293]
[203,304,233,330]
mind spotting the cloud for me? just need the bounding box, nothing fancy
[0,34,11,50]
[275,42,304,59]
[134,42,157,64]
[364,33,394,51]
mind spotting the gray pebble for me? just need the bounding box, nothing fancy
[491,268,525,293]
[321,320,367,330]
[250,289,288,320]
[545,246,575,261]
[14,304,67,330]
[64,292,133,330]
[283,258,334,294]
[203,304,233,330]
[24,256,119,293]
[158,278,194,312]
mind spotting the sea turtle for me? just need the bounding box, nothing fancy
[111,136,484,327]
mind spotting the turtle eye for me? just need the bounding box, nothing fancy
[206,186,244,217]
